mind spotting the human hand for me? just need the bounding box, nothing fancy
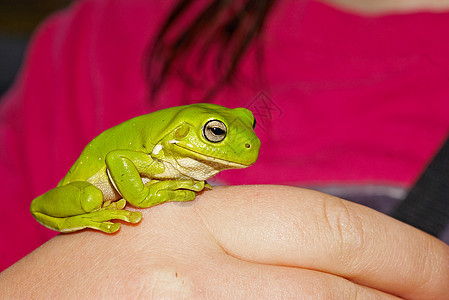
[1,185,448,298]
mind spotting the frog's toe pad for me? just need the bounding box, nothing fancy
[129,211,142,224]
[102,199,126,210]
[100,222,121,233]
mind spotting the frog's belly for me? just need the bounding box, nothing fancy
[152,158,220,181]
[87,168,153,202]
[87,168,121,202]
[86,157,221,201]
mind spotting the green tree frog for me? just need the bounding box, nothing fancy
[30,104,260,233]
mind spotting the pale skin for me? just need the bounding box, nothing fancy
[2,185,449,298]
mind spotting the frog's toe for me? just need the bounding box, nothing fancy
[176,180,204,192]
[164,189,196,202]
[128,211,142,223]
[91,209,142,224]
[102,199,127,210]
[98,222,121,233]
[111,199,126,210]
[192,181,205,191]
[85,210,141,233]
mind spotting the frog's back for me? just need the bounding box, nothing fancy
[59,106,192,184]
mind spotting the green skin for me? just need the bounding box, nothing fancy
[30,103,260,233]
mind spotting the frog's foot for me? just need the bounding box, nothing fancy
[56,208,142,233]
[132,180,206,208]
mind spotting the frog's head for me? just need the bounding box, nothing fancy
[153,103,260,180]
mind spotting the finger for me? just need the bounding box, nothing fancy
[148,255,399,299]
[195,185,449,300]
[224,260,399,299]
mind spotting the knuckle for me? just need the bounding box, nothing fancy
[415,238,449,298]
[321,196,367,261]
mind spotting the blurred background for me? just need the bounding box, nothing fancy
[0,0,72,98]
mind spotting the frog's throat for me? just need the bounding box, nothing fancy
[172,144,249,169]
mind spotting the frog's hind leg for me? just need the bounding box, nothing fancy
[31,209,141,233]
[30,181,142,233]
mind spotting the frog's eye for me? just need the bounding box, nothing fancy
[252,117,256,130]
[203,120,227,143]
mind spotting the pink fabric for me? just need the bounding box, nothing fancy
[1,0,449,270]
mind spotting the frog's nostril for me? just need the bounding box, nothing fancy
[245,143,251,149]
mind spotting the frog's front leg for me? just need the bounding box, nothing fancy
[30,181,142,233]
[138,179,206,207]
[106,150,206,208]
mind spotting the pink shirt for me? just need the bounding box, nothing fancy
[1,0,449,270]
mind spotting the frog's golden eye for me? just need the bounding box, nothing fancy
[203,120,227,143]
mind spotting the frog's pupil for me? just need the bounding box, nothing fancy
[211,127,224,135]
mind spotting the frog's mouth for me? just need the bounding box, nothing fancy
[173,144,251,169]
